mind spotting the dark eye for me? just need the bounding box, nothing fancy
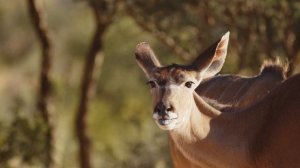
[146,81,156,88]
[185,81,194,88]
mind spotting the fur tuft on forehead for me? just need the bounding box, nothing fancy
[152,65,197,84]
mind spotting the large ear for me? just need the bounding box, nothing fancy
[190,32,229,79]
[135,42,161,78]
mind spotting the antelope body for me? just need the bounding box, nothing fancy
[135,32,300,168]
[197,62,286,109]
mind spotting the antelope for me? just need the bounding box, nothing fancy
[135,32,300,168]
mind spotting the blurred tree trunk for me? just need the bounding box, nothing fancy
[75,1,116,167]
[27,0,53,167]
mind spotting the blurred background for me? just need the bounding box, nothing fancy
[0,0,300,168]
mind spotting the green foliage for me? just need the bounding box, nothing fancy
[127,0,300,74]
[0,115,47,166]
[0,95,48,167]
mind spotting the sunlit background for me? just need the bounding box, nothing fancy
[0,0,300,168]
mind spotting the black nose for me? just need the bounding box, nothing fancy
[155,102,174,116]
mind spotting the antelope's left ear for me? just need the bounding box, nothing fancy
[190,31,230,79]
[135,42,161,78]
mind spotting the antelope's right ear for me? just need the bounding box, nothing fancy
[135,42,161,78]
[190,32,229,79]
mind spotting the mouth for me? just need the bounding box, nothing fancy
[158,118,177,126]
[153,112,178,130]
[154,118,178,130]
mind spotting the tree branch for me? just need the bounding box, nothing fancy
[75,3,114,168]
[126,7,192,62]
[27,0,53,167]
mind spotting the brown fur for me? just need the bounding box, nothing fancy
[168,73,300,168]
[197,62,287,109]
[260,59,288,78]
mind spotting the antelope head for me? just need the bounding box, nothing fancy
[135,32,229,130]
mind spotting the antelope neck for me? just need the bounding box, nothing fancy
[170,91,224,140]
[169,91,267,167]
